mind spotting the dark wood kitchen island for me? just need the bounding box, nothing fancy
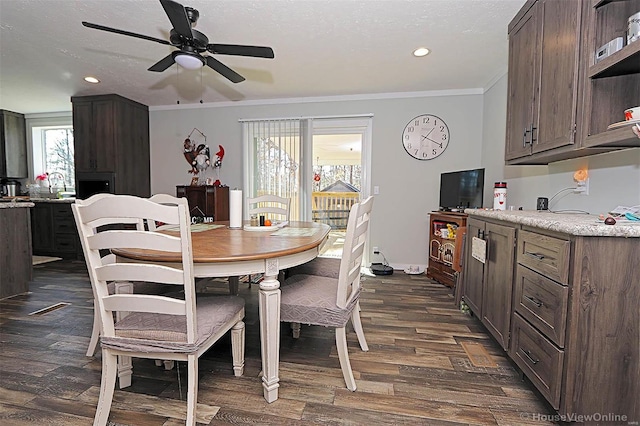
[0,200,33,298]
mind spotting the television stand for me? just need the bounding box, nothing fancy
[427,211,467,288]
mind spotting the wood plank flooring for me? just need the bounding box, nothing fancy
[0,260,557,425]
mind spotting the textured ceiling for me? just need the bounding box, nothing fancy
[0,0,526,114]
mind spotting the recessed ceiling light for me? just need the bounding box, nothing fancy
[413,47,430,57]
[84,76,100,84]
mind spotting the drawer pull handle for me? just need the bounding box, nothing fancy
[525,251,545,260]
[524,295,543,307]
[521,348,539,365]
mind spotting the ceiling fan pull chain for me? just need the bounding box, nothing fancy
[176,63,180,104]
[200,67,204,104]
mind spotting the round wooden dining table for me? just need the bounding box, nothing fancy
[113,220,331,403]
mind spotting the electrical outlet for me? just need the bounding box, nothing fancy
[373,246,380,254]
[574,178,589,195]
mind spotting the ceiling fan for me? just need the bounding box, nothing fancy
[82,0,274,83]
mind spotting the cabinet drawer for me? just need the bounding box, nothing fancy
[54,234,77,253]
[52,204,71,216]
[510,313,564,410]
[55,217,77,234]
[517,230,570,284]
[514,265,568,347]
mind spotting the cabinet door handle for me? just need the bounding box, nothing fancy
[525,251,545,260]
[521,348,539,365]
[530,125,537,144]
[524,295,543,307]
[523,124,537,146]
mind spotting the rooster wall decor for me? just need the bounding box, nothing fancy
[183,128,210,176]
[182,128,225,185]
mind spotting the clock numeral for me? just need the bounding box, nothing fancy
[413,149,419,156]
[423,117,430,125]
[406,142,412,150]
[432,148,437,156]
[423,151,428,158]
[439,125,445,132]
[414,119,420,126]
[407,126,415,133]
[441,133,448,141]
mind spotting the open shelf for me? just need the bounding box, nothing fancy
[589,41,640,78]
[593,0,628,7]
[585,125,640,148]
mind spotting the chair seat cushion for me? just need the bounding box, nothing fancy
[280,274,360,327]
[100,295,244,354]
[287,257,341,279]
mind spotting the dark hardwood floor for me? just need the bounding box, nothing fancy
[0,260,556,425]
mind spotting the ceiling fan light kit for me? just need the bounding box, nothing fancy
[81,0,274,83]
[174,52,204,70]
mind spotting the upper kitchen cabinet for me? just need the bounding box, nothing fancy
[582,0,640,149]
[0,109,28,178]
[506,0,592,164]
[71,94,150,197]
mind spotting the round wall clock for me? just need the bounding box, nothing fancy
[402,114,450,160]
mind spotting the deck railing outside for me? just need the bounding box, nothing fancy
[312,191,360,229]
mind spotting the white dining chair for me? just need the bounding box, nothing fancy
[243,194,291,287]
[247,194,290,222]
[280,196,373,391]
[72,193,245,426]
[84,193,183,357]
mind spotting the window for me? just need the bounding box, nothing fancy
[42,128,74,189]
[28,114,74,191]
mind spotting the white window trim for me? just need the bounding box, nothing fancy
[25,114,72,181]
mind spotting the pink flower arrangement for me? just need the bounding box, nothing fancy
[36,173,49,182]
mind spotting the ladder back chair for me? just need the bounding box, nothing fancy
[280,196,373,391]
[247,194,291,222]
[85,193,185,358]
[73,194,245,426]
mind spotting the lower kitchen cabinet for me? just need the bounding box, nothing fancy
[462,212,639,421]
[462,217,516,350]
[31,201,81,260]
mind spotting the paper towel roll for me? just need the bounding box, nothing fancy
[229,189,243,229]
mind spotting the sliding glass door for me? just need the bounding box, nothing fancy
[242,116,372,224]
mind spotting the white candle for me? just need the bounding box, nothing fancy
[229,189,243,229]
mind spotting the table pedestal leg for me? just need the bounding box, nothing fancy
[259,259,281,403]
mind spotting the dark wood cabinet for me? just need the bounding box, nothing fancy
[427,212,467,288]
[463,214,639,421]
[462,217,516,350]
[506,0,584,163]
[0,109,28,178]
[71,94,150,197]
[176,185,229,221]
[0,206,32,298]
[31,201,81,259]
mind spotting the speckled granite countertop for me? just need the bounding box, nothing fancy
[0,200,34,208]
[464,209,640,238]
[29,198,76,203]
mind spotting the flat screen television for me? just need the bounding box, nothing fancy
[439,168,485,211]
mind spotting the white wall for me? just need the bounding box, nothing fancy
[482,74,640,214]
[149,80,639,270]
[150,92,485,270]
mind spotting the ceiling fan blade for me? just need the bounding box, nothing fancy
[208,44,275,59]
[160,0,193,40]
[148,54,176,72]
[82,21,171,46]
[205,56,245,83]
